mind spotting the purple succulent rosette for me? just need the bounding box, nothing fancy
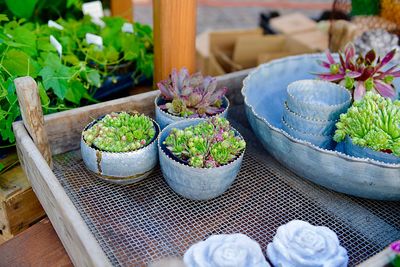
[267,220,348,267]
[184,234,270,267]
[157,68,228,118]
[391,241,400,254]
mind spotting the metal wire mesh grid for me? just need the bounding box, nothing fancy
[53,115,400,267]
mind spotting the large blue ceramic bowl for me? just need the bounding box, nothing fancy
[242,53,400,200]
[158,119,245,201]
[155,95,229,130]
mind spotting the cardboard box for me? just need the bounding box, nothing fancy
[270,13,317,34]
[196,28,263,75]
[233,35,315,68]
[290,29,329,52]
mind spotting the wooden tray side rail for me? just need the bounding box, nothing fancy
[12,70,249,266]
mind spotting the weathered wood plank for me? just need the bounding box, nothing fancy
[14,77,53,168]
[0,218,73,267]
[13,123,112,267]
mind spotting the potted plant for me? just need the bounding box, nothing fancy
[158,116,245,200]
[334,92,400,164]
[316,42,400,101]
[155,68,229,129]
[81,111,160,184]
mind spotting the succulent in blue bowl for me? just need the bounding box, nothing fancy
[81,111,160,184]
[155,68,229,129]
[158,117,245,200]
[334,92,400,164]
[287,79,351,121]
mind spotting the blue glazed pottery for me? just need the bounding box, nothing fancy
[154,95,229,129]
[158,119,244,201]
[282,118,334,149]
[283,102,336,136]
[81,116,160,185]
[184,234,270,267]
[344,136,400,164]
[287,79,351,121]
[242,53,400,200]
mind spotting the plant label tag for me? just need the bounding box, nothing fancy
[86,33,103,49]
[50,35,62,58]
[122,23,134,33]
[91,17,106,28]
[48,20,64,30]
[82,1,104,18]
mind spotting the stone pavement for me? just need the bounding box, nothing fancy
[133,0,333,33]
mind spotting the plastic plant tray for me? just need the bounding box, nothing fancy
[13,72,400,267]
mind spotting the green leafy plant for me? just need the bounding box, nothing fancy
[157,68,227,118]
[0,14,153,149]
[334,92,400,156]
[164,117,246,168]
[83,111,156,152]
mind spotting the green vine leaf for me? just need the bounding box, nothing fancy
[2,49,39,77]
[5,0,38,19]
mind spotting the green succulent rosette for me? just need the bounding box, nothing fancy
[334,92,400,157]
[83,112,156,152]
[163,117,246,168]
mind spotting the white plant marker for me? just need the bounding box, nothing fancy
[85,33,103,49]
[122,22,134,33]
[48,20,64,30]
[50,35,62,58]
[82,1,104,18]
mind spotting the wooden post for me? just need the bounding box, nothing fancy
[153,0,197,83]
[14,77,53,169]
[110,0,134,21]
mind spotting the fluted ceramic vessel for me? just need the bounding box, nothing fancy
[158,119,244,200]
[81,116,160,185]
[242,53,400,200]
[154,95,230,129]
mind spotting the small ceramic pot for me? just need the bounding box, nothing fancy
[287,80,351,121]
[154,94,230,129]
[80,115,160,185]
[267,220,348,267]
[158,119,244,200]
[282,118,334,149]
[184,234,270,267]
[344,136,400,164]
[283,102,336,136]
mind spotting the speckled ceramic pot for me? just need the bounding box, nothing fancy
[154,94,230,129]
[158,119,244,200]
[80,115,160,185]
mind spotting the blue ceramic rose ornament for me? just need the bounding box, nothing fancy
[267,220,348,267]
[184,233,270,267]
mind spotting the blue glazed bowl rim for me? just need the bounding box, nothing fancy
[242,53,400,168]
[158,118,246,170]
[81,113,160,155]
[154,94,230,120]
[283,102,336,124]
[287,79,352,108]
[281,117,333,140]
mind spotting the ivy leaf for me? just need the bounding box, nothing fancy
[8,26,37,56]
[121,34,140,61]
[38,82,50,107]
[65,80,86,104]
[81,69,101,88]
[39,64,73,100]
[5,0,38,19]
[2,49,39,77]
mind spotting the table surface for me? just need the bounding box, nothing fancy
[0,218,72,267]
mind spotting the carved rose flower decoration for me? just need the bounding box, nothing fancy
[267,220,348,267]
[184,233,270,267]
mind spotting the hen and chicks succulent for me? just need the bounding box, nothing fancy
[316,43,400,101]
[164,117,246,168]
[334,92,400,156]
[157,68,228,118]
[83,112,156,152]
